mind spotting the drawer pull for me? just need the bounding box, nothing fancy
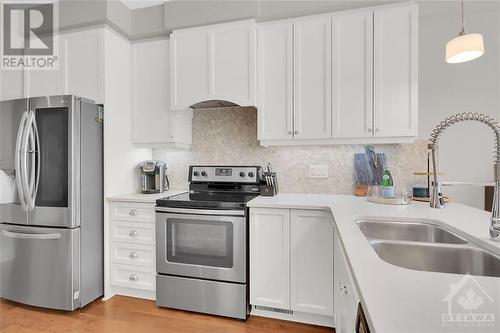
[129,209,139,216]
[129,251,138,259]
[129,274,139,281]
[129,230,138,237]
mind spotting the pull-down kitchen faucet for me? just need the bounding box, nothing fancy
[428,112,500,241]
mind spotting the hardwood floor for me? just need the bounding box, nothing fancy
[0,296,334,333]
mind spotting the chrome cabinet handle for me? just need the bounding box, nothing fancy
[129,209,138,216]
[343,285,348,295]
[294,130,299,134]
[375,128,380,132]
[368,128,373,133]
[129,274,139,281]
[287,131,292,135]
[129,230,138,237]
[129,251,138,259]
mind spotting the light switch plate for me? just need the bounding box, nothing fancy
[309,164,328,179]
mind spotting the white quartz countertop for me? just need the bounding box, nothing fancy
[106,190,187,203]
[248,193,500,333]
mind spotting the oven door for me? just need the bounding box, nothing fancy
[156,207,246,283]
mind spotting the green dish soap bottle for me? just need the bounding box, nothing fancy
[382,169,395,198]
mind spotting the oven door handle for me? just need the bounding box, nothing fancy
[155,207,245,216]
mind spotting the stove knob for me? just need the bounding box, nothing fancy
[193,171,199,176]
[239,172,245,177]
[201,171,207,177]
[248,172,255,178]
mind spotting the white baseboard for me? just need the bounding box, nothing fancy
[106,287,156,301]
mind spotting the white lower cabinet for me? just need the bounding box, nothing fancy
[250,208,290,309]
[291,209,334,316]
[334,229,360,333]
[108,201,157,300]
[250,207,334,325]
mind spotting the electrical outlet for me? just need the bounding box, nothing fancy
[309,164,328,179]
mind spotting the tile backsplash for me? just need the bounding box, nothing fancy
[153,107,429,193]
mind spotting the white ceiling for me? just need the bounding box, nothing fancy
[121,1,165,10]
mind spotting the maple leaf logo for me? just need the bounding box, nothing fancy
[458,289,484,311]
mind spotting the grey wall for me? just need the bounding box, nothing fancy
[418,0,500,209]
[56,0,403,39]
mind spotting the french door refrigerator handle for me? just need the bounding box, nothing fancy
[20,111,35,211]
[15,110,29,212]
[32,111,41,207]
[2,230,61,240]
[25,110,39,211]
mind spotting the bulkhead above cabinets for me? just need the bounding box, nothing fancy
[169,19,257,111]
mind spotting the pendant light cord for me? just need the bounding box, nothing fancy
[460,0,466,35]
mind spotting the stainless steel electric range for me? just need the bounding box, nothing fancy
[155,165,261,319]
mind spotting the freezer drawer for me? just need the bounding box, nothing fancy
[0,224,80,310]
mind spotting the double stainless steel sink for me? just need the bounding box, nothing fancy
[357,219,500,278]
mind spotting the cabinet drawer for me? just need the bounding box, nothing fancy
[111,264,155,291]
[110,202,155,223]
[111,221,155,245]
[111,242,155,268]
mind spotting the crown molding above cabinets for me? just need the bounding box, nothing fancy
[169,19,257,111]
[257,3,418,146]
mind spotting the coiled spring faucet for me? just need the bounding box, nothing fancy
[428,112,500,241]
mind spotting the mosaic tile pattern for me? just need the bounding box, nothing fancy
[154,107,429,193]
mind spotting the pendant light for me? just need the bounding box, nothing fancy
[445,0,484,63]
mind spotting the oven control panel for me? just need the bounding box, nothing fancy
[189,166,260,183]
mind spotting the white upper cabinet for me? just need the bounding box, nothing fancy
[374,4,418,137]
[293,16,332,139]
[62,29,104,104]
[24,28,104,103]
[132,39,192,147]
[170,19,256,110]
[258,15,332,141]
[210,22,256,105]
[170,31,210,109]
[257,3,418,145]
[257,21,293,140]
[332,11,373,138]
[0,69,24,100]
[131,39,172,144]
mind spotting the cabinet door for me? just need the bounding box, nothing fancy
[131,39,172,144]
[293,16,332,139]
[374,5,418,137]
[257,21,293,140]
[62,29,104,103]
[291,209,334,316]
[334,229,360,333]
[0,69,24,100]
[250,208,290,309]
[210,21,256,106]
[24,66,61,98]
[332,11,373,138]
[170,31,210,110]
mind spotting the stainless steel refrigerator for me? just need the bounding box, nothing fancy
[0,95,103,310]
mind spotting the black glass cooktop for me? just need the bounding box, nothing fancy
[156,191,259,210]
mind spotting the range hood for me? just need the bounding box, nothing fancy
[190,100,240,109]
